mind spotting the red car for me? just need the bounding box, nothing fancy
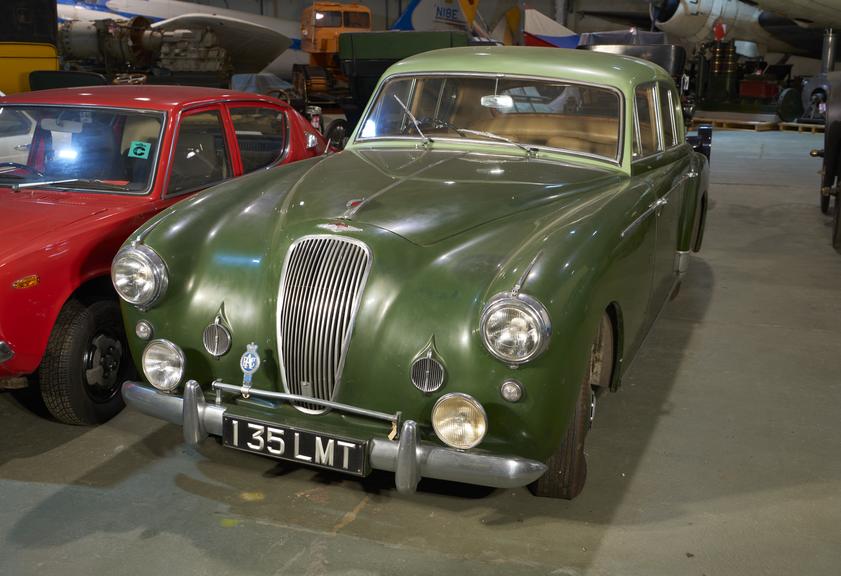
[0,85,327,425]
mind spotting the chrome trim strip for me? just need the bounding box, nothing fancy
[275,235,372,414]
[122,380,548,492]
[675,250,690,275]
[512,250,543,295]
[0,341,13,364]
[352,71,626,166]
[212,381,399,424]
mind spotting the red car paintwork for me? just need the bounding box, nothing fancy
[0,85,326,378]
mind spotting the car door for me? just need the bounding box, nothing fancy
[225,102,289,175]
[629,82,686,329]
[165,104,234,198]
[634,82,691,322]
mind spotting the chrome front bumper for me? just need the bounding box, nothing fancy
[0,341,13,364]
[122,380,547,494]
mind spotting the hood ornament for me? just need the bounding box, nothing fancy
[317,221,362,233]
[239,342,261,398]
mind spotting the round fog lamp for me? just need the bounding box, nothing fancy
[142,339,185,392]
[500,379,523,403]
[135,320,154,341]
[431,393,487,449]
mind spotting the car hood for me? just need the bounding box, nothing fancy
[276,148,620,246]
[0,188,128,261]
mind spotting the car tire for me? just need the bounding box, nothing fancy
[821,193,830,215]
[39,299,132,425]
[833,188,841,253]
[529,314,613,499]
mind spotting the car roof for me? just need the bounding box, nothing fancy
[0,85,287,111]
[384,46,673,92]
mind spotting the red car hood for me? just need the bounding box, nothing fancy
[0,188,136,262]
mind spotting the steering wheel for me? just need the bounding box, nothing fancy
[418,117,465,136]
[267,88,292,103]
[0,162,45,178]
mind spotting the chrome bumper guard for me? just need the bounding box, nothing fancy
[122,380,547,493]
[0,341,13,364]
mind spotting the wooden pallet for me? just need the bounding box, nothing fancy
[778,122,825,134]
[691,116,778,131]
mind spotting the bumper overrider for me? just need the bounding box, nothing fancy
[122,380,547,494]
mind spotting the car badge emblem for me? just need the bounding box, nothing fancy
[239,342,261,398]
[317,222,362,233]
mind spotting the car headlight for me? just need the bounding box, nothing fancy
[111,244,168,308]
[432,393,487,449]
[142,339,185,392]
[480,293,550,364]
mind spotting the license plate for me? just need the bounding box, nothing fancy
[222,415,368,476]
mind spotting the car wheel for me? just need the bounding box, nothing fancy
[833,188,841,253]
[529,314,613,499]
[39,299,133,425]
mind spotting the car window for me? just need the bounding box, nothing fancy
[229,106,287,173]
[0,108,33,137]
[0,105,163,193]
[360,75,622,161]
[167,109,231,195]
[344,11,369,28]
[659,83,677,148]
[634,84,659,157]
[315,10,341,26]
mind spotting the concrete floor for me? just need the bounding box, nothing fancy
[2,131,841,576]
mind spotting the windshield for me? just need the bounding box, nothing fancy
[357,75,622,161]
[0,105,165,193]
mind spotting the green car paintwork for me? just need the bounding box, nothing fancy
[119,47,708,470]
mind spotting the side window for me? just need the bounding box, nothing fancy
[0,109,33,137]
[229,106,287,173]
[167,109,230,195]
[659,83,677,148]
[633,84,659,157]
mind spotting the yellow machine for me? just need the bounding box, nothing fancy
[295,2,372,96]
[0,1,60,94]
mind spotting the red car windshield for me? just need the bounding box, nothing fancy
[0,105,165,193]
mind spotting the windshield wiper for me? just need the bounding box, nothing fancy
[11,178,130,192]
[11,179,79,192]
[453,128,538,157]
[392,94,431,145]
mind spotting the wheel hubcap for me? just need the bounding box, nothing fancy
[83,333,122,402]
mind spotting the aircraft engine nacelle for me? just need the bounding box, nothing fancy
[650,0,800,54]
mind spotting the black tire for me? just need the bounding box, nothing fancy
[325,119,350,150]
[821,193,831,215]
[833,188,841,253]
[39,299,133,425]
[530,315,613,499]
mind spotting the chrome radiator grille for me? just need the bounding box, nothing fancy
[277,235,371,412]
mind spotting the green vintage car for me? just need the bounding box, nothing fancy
[113,46,709,499]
